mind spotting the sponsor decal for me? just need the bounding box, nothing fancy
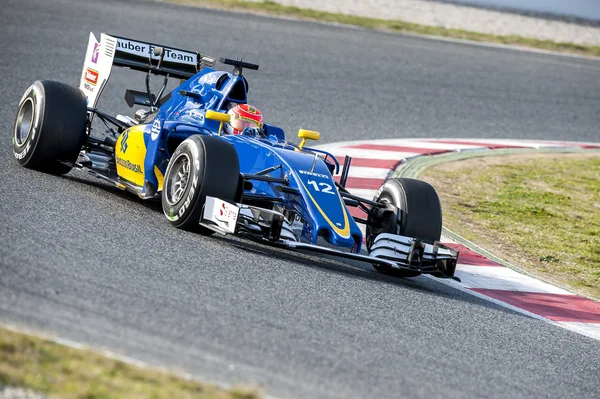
[120,131,129,153]
[115,39,196,66]
[202,196,239,233]
[116,157,142,174]
[178,175,198,218]
[236,115,259,124]
[84,68,99,86]
[150,119,161,141]
[166,150,200,222]
[186,109,204,123]
[298,170,329,179]
[83,83,95,93]
[14,142,31,160]
[116,39,147,54]
[91,42,99,63]
[215,202,239,229]
[175,153,201,220]
[162,48,195,63]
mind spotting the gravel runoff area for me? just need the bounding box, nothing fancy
[251,0,600,46]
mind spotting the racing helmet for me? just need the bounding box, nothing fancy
[224,103,263,135]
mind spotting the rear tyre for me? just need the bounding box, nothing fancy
[367,178,443,277]
[162,135,240,233]
[13,80,87,175]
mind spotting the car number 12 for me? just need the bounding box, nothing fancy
[307,180,334,195]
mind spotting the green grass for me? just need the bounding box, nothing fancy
[420,152,600,299]
[0,327,260,399]
[166,0,600,57]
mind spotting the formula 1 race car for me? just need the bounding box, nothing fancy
[12,33,459,278]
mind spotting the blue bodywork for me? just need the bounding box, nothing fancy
[141,68,363,252]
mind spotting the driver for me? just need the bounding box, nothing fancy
[224,103,263,135]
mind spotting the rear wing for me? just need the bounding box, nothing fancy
[80,32,216,107]
[110,34,216,79]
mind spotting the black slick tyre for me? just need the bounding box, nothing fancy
[13,80,87,175]
[367,178,443,276]
[162,135,240,233]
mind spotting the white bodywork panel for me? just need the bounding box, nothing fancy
[203,196,240,233]
[79,33,116,107]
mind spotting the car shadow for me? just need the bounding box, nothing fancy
[214,235,536,320]
[62,173,164,213]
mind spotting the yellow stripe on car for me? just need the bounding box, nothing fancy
[154,165,164,191]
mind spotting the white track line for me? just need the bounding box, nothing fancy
[330,148,420,160]
[424,138,595,148]
[341,166,392,179]
[559,322,600,341]
[345,188,378,199]
[422,275,600,341]
[456,264,573,294]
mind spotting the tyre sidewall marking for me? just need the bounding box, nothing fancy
[164,137,202,222]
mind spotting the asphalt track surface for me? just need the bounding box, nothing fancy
[1,1,600,398]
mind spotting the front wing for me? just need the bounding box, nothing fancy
[201,196,460,278]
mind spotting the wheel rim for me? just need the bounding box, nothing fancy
[367,196,401,249]
[381,197,402,235]
[14,98,34,146]
[165,153,191,206]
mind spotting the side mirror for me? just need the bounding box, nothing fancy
[205,110,231,135]
[298,129,320,149]
[205,110,231,123]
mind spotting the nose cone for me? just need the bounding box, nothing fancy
[294,168,362,251]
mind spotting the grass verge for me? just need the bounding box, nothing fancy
[419,152,600,300]
[165,0,600,57]
[0,327,260,399]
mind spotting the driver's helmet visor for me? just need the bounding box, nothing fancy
[231,116,263,132]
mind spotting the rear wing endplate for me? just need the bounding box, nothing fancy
[79,32,216,108]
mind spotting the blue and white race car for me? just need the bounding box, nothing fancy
[12,33,459,278]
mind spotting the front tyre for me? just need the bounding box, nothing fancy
[367,178,443,276]
[162,135,240,233]
[13,80,87,175]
